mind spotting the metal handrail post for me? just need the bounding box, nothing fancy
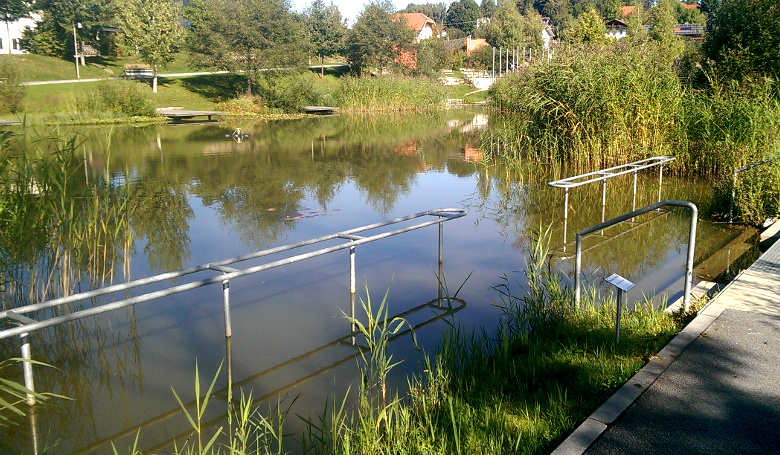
[729,170,737,223]
[21,332,35,405]
[563,187,570,247]
[574,200,698,310]
[438,220,444,306]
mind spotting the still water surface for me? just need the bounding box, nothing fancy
[0,110,755,453]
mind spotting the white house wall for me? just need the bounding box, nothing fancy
[0,14,39,55]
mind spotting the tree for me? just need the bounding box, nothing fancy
[445,0,480,36]
[344,0,415,75]
[597,0,624,20]
[570,6,606,43]
[400,2,447,25]
[0,0,29,54]
[650,0,683,56]
[186,0,308,95]
[484,0,542,49]
[481,0,497,18]
[117,0,184,92]
[22,0,114,58]
[304,0,346,76]
[703,0,780,81]
[626,0,648,42]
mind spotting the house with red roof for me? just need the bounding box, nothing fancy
[394,12,438,42]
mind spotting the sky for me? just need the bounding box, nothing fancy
[291,0,454,26]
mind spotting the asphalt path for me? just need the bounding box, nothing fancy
[584,308,780,454]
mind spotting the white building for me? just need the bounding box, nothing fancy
[0,14,39,54]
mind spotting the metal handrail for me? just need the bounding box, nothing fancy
[574,200,698,312]
[547,156,675,247]
[547,156,675,189]
[1,208,467,404]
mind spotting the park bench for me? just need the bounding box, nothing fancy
[124,64,153,79]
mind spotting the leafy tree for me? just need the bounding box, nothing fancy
[651,0,683,56]
[703,0,780,81]
[699,0,721,15]
[117,0,184,92]
[21,0,115,58]
[445,0,480,36]
[676,2,705,23]
[541,0,575,38]
[186,0,308,95]
[304,0,346,76]
[400,2,447,24]
[597,0,624,20]
[485,0,542,48]
[344,0,415,75]
[0,0,29,54]
[570,6,606,43]
[481,0,497,17]
[626,0,648,41]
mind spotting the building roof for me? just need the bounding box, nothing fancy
[394,12,436,32]
[621,5,636,17]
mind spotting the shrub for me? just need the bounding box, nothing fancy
[215,94,268,114]
[252,71,321,113]
[68,80,156,118]
[0,57,25,113]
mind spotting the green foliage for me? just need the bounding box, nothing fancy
[569,6,607,44]
[400,2,448,25]
[304,0,346,62]
[344,0,416,76]
[445,0,481,36]
[253,71,321,113]
[484,0,543,49]
[0,56,24,113]
[651,0,684,58]
[489,41,684,167]
[333,75,447,111]
[703,0,780,81]
[481,0,497,17]
[408,38,449,77]
[68,80,157,118]
[186,0,309,95]
[116,0,185,74]
[712,163,780,226]
[682,76,780,176]
[0,358,67,426]
[22,0,115,59]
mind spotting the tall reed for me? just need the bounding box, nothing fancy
[333,75,447,112]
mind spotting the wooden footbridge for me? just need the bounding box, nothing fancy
[156,108,225,122]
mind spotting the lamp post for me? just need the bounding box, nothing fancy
[72,22,82,79]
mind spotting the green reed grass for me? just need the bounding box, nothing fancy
[333,75,447,112]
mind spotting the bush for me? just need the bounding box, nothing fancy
[68,80,156,118]
[215,95,268,114]
[0,57,25,113]
[252,71,321,113]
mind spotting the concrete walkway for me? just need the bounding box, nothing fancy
[552,229,780,454]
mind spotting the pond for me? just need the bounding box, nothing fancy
[0,109,758,453]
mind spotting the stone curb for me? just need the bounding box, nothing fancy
[549,302,726,455]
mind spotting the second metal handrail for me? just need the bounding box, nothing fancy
[574,200,697,311]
